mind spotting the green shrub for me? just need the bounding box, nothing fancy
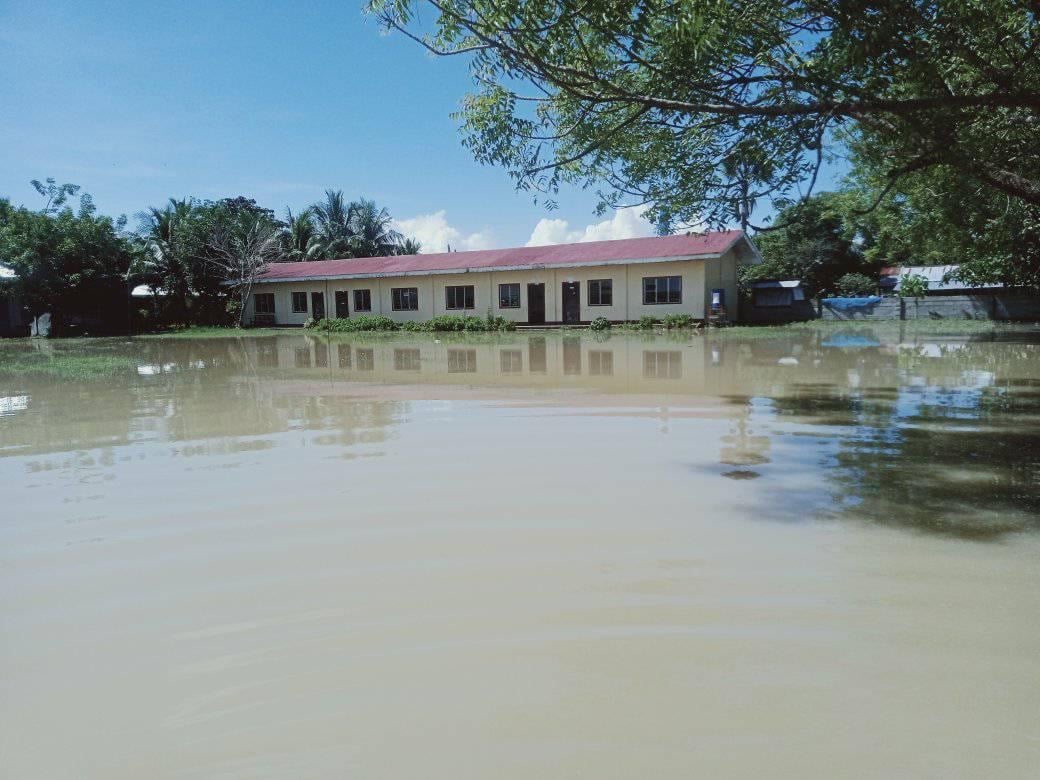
[306,315,398,332]
[661,313,695,329]
[834,273,876,297]
[424,315,469,331]
[484,313,516,332]
[398,320,425,332]
[637,315,657,330]
[589,316,611,331]
[898,273,929,299]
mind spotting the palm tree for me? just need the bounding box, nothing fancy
[136,198,197,320]
[281,207,317,261]
[348,198,403,257]
[395,237,422,255]
[310,189,354,259]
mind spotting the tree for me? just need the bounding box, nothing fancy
[843,141,1040,288]
[137,198,203,323]
[350,198,403,257]
[0,182,133,335]
[834,273,876,297]
[369,0,1040,235]
[208,212,283,328]
[395,236,422,255]
[281,207,318,261]
[744,193,865,297]
[310,189,356,259]
[308,190,413,259]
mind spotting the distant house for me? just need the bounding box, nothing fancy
[245,231,761,326]
[879,265,1003,296]
[742,279,815,324]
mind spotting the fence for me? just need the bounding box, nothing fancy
[818,294,1040,321]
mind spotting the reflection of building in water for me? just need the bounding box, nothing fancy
[240,334,753,397]
[0,338,410,459]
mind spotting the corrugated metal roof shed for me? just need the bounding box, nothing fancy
[883,265,1003,292]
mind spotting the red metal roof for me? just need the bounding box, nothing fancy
[256,230,748,282]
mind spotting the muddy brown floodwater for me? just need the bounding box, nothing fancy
[2,327,1039,778]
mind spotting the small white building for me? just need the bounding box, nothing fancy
[245,231,760,326]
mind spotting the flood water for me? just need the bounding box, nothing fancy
[2,326,1039,778]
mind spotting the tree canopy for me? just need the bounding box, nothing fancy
[0,182,135,335]
[371,0,1039,281]
[1,180,422,334]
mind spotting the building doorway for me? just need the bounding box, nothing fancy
[562,282,580,324]
[527,283,545,324]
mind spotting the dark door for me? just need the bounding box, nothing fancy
[563,336,582,375]
[562,282,580,324]
[311,292,326,320]
[528,336,547,373]
[335,290,349,318]
[527,283,545,324]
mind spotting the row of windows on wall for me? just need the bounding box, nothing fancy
[259,275,683,315]
[285,343,686,379]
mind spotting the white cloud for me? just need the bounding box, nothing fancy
[525,206,656,247]
[394,210,494,254]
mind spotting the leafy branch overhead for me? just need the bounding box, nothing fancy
[369,0,1040,230]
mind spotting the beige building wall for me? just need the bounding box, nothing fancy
[246,254,743,325]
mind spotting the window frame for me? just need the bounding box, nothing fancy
[587,278,613,307]
[447,348,477,373]
[642,276,682,305]
[499,349,523,373]
[391,287,419,311]
[253,292,275,315]
[291,291,309,313]
[445,285,475,311]
[498,283,521,309]
[353,289,372,312]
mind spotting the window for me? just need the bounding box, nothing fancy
[589,350,614,376]
[335,290,350,318]
[447,349,477,373]
[445,285,475,310]
[353,289,372,312]
[394,348,421,371]
[588,279,613,306]
[498,283,521,309]
[338,344,351,368]
[392,287,419,311]
[643,276,682,305]
[643,350,682,379]
[356,348,374,371]
[253,293,275,314]
[257,341,278,367]
[292,291,308,313]
[314,342,328,368]
[500,349,522,373]
[294,346,311,368]
[752,288,793,308]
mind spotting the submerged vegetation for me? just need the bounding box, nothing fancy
[0,343,137,379]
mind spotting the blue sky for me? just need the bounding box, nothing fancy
[1,0,842,251]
